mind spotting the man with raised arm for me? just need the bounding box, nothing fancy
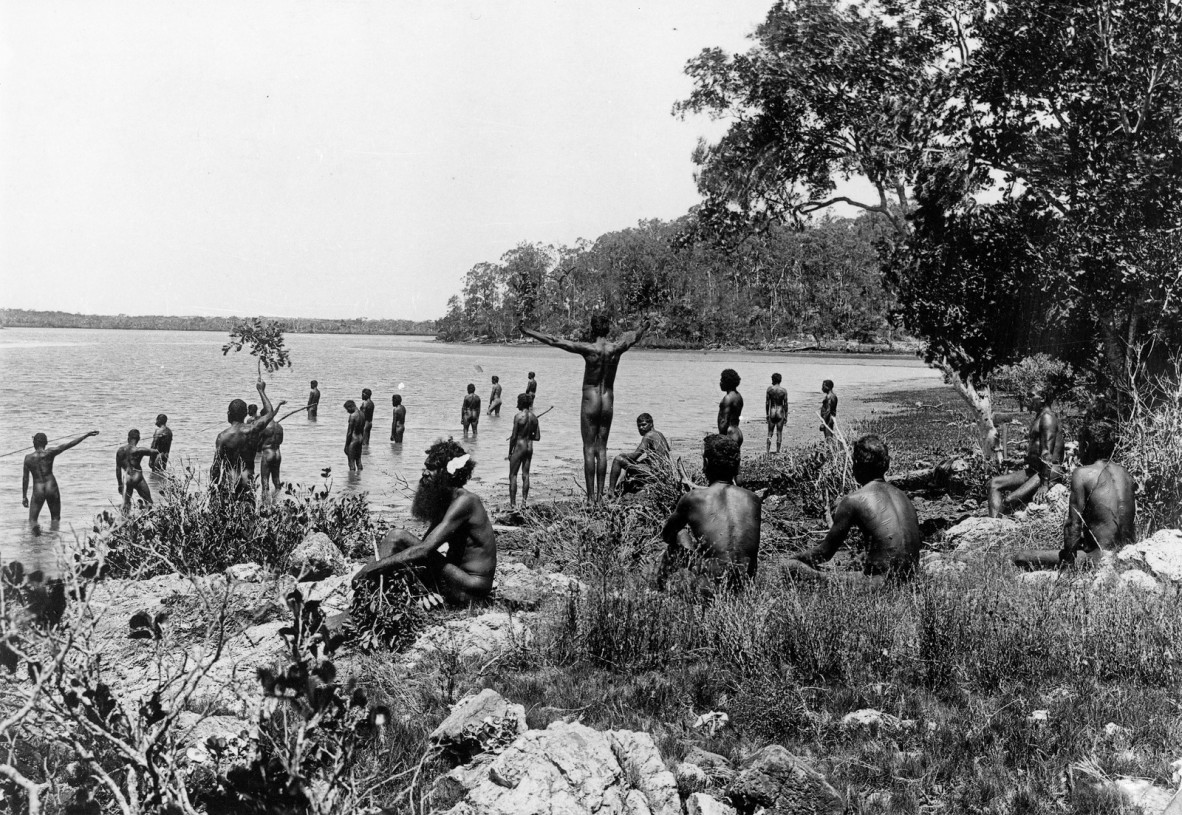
[259,414,285,500]
[718,369,744,449]
[1013,420,1136,570]
[988,388,1065,517]
[360,388,375,445]
[307,380,321,420]
[212,379,278,496]
[785,435,921,584]
[488,376,503,416]
[766,373,788,454]
[609,413,671,496]
[22,430,100,527]
[658,434,761,595]
[116,430,159,514]
[521,314,649,504]
[508,393,541,507]
[820,379,838,440]
[343,400,365,472]
[354,439,496,605]
[461,384,481,438]
[391,393,406,444]
[150,414,173,472]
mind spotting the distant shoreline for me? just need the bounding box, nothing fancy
[0,308,435,337]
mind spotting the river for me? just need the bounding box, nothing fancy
[0,328,943,567]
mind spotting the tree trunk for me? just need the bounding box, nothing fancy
[937,360,999,463]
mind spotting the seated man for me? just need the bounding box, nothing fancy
[609,413,671,495]
[658,434,761,595]
[989,389,1065,517]
[785,435,921,583]
[1013,420,1136,570]
[354,439,496,605]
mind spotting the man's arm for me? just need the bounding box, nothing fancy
[520,326,587,354]
[248,380,278,436]
[355,494,474,578]
[509,415,521,457]
[613,319,650,353]
[793,498,855,567]
[532,416,541,441]
[21,458,30,507]
[717,397,731,434]
[1033,411,1060,501]
[766,388,772,417]
[661,496,694,547]
[1060,469,1089,562]
[49,430,99,456]
[116,450,124,493]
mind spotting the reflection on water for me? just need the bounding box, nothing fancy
[0,328,942,567]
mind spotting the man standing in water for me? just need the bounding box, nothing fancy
[526,372,538,407]
[766,373,788,454]
[522,314,649,504]
[820,380,838,440]
[391,394,406,444]
[609,413,671,496]
[116,430,160,514]
[360,388,375,445]
[212,380,279,496]
[354,439,496,605]
[488,376,503,416]
[988,388,1065,517]
[344,400,365,472]
[22,430,100,528]
[307,380,321,420]
[150,414,173,472]
[461,384,481,438]
[508,393,541,507]
[259,414,284,500]
[718,369,744,450]
[785,435,921,583]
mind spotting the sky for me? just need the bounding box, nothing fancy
[0,0,794,321]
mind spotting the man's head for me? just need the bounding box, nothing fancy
[344,400,357,413]
[636,413,654,435]
[32,433,47,450]
[392,394,402,406]
[228,398,249,423]
[362,388,372,400]
[311,380,318,388]
[492,375,499,384]
[1079,421,1118,464]
[414,439,476,522]
[466,383,476,394]
[528,372,535,380]
[127,429,140,443]
[852,435,890,484]
[720,369,741,392]
[1027,388,1054,411]
[771,373,782,385]
[822,379,834,393]
[516,393,530,410]
[702,434,741,482]
[589,314,611,340]
[247,404,258,418]
[156,414,167,427]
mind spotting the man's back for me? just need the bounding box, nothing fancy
[463,393,481,412]
[574,338,629,390]
[847,480,920,574]
[680,483,761,575]
[216,424,255,468]
[24,450,55,480]
[767,385,788,408]
[643,429,670,458]
[152,426,173,453]
[1027,409,1065,464]
[1073,459,1136,551]
[512,410,539,446]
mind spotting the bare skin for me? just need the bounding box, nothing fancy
[508,407,541,507]
[361,396,375,445]
[820,388,838,439]
[988,394,1064,517]
[659,478,762,594]
[116,438,159,514]
[610,417,671,495]
[391,400,406,443]
[786,479,922,583]
[307,385,320,419]
[521,320,648,503]
[461,393,481,437]
[259,419,284,498]
[345,407,365,472]
[212,380,276,495]
[488,381,503,416]
[150,423,173,472]
[766,383,788,453]
[719,385,744,449]
[22,431,99,525]
[354,479,497,604]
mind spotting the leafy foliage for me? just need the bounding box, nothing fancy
[347,567,430,653]
[222,317,293,376]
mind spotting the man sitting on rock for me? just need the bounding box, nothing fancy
[1013,420,1136,570]
[354,439,496,606]
[785,435,921,583]
[988,388,1065,517]
[658,434,761,595]
[609,413,671,497]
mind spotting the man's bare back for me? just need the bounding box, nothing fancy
[766,375,788,453]
[213,379,276,493]
[22,431,99,524]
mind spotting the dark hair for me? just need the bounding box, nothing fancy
[311,380,318,388]
[362,388,372,399]
[771,373,782,385]
[247,404,258,416]
[128,429,140,441]
[637,412,653,426]
[492,375,499,383]
[32,433,47,448]
[1080,421,1117,462]
[228,399,248,423]
[703,434,741,481]
[344,400,357,411]
[516,393,530,410]
[528,371,535,378]
[589,314,611,339]
[720,369,741,391]
[853,435,890,479]
[423,438,475,487]
[156,414,167,426]
[822,379,834,391]
[466,383,476,394]
[392,394,402,405]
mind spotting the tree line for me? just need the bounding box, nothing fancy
[0,309,436,336]
[435,213,897,347]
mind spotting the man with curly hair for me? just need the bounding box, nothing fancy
[718,368,744,450]
[354,439,496,605]
[658,434,761,595]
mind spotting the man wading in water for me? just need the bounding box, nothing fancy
[212,379,278,496]
[22,430,100,529]
[718,368,744,450]
[766,373,788,453]
[522,314,649,504]
[508,393,540,508]
[116,430,160,514]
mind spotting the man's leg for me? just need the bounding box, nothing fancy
[767,421,773,453]
[610,455,629,493]
[508,452,521,507]
[522,450,532,505]
[776,421,783,453]
[134,478,153,506]
[122,483,133,515]
[988,470,1033,517]
[29,490,46,524]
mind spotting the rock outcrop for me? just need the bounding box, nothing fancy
[944,517,1021,555]
[288,531,349,581]
[430,689,528,762]
[493,561,581,609]
[726,744,843,815]
[1117,529,1182,584]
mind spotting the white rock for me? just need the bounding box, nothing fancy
[430,689,527,758]
[945,517,1020,554]
[676,762,710,792]
[1027,710,1050,722]
[1117,530,1182,584]
[288,531,348,581]
[1103,722,1130,741]
[1112,776,1178,814]
[841,709,895,732]
[225,562,264,583]
[922,554,967,577]
[686,792,738,815]
[404,612,532,671]
[1119,570,1164,594]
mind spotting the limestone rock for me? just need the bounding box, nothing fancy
[1117,530,1182,584]
[430,689,527,761]
[1046,483,1070,514]
[685,747,734,776]
[840,708,902,735]
[686,792,738,815]
[945,517,1020,554]
[609,729,681,815]
[288,532,348,582]
[299,572,354,616]
[226,562,264,583]
[494,561,581,609]
[676,763,710,795]
[404,612,532,670]
[1118,569,1164,594]
[1112,776,1178,815]
[921,554,967,577]
[726,744,843,815]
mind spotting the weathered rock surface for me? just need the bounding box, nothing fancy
[1117,529,1182,584]
[494,561,581,609]
[405,612,532,670]
[288,531,349,581]
[921,553,967,577]
[945,517,1021,554]
[430,689,527,761]
[686,792,738,815]
[726,744,843,815]
[1111,776,1179,815]
[225,562,264,583]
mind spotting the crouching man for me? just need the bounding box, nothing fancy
[785,435,921,584]
[658,434,761,595]
[353,439,496,605]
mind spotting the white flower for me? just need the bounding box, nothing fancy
[446,454,471,474]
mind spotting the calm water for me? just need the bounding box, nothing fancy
[0,328,941,567]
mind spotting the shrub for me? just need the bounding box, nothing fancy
[1118,372,1182,534]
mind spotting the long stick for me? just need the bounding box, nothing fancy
[0,434,79,459]
[505,406,553,440]
[276,404,313,423]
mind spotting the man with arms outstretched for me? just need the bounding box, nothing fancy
[988,389,1065,517]
[522,314,648,504]
[461,384,481,438]
[22,430,100,528]
[785,435,921,583]
[488,376,503,416]
[718,369,744,449]
[116,430,159,514]
[766,373,788,453]
[150,414,173,472]
[1013,420,1136,570]
[212,379,278,496]
[354,439,496,605]
[659,434,761,595]
[508,393,541,507]
[610,413,671,496]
